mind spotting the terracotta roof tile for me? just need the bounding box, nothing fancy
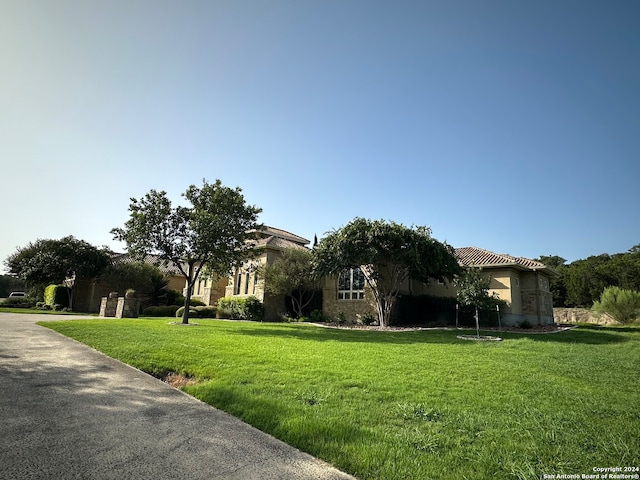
[454,247,550,272]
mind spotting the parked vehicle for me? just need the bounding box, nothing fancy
[8,291,26,297]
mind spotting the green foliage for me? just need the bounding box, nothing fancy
[309,309,328,323]
[261,248,319,318]
[189,298,206,307]
[194,306,217,318]
[111,179,262,324]
[518,319,533,329]
[455,267,499,310]
[44,284,69,308]
[142,305,180,317]
[552,249,640,308]
[5,236,111,287]
[313,218,460,327]
[175,306,199,318]
[0,296,34,308]
[216,296,265,321]
[592,286,640,324]
[165,289,185,306]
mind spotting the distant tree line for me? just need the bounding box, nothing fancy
[538,244,640,308]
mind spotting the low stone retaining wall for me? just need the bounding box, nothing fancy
[553,307,618,325]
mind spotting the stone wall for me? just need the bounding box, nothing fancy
[553,307,618,325]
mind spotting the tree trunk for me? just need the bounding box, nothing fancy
[183,285,192,324]
[182,263,195,325]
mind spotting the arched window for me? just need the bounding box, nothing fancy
[338,268,365,300]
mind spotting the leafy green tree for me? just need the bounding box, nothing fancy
[592,286,640,324]
[313,218,460,328]
[455,266,498,336]
[111,179,262,324]
[260,247,319,318]
[4,236,111,308]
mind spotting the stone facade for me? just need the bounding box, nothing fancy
[99,292,119,317]
[115,297,140,318]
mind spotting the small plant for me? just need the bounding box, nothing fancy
[309,309,326,323]
[337,311,347,325]
[519,319,533,329]
[125,288,137,299]
[361,312,376,326]
[189,298,206,307]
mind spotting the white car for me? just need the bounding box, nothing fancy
[8,291,26,297]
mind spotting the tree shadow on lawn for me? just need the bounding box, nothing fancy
[499,327,631,345]
[224,323,629,346]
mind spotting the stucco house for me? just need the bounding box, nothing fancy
[192,226,310,319]
[322,247,558,326]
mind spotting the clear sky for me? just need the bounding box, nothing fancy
[1,0,639,272]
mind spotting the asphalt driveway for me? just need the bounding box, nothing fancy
[0,313,356,479]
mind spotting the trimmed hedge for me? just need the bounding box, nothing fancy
[194,306,217,318]
[0,296,35,308]
[44,284,69,308]
[216,296,265,321]
[390,294,499,327]
[143,305,180,317]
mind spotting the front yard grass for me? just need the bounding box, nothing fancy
[41,319,640,480]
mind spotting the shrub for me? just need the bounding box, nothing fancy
[194,306,217,318]
[165,289,185,306]
[189,298,206,307]
[309,309,327,323]
[35,302,52,310]
[519,320,533,329]
[175,306,199,318]
[143,305,180,317]
[592,286,640,324]
[44,284,69,308]
[0,296,34,308]
[216,296,265,321]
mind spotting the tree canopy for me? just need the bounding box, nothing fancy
[111,179,262,324]
[4,236,111,308]
[313,218,460,328]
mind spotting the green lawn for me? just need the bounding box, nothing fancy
[41,319,640,480]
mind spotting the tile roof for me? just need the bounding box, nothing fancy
[253,236,308,251]
[255,226,309,246]
[454,247,552,273]
[111,253,184,276]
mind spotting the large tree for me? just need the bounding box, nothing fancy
[4,236,111,308]
[111,179,262,324]
[260,247,319,318]
[313,218,460,328]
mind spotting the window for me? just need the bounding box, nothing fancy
[244,273,250,295]
[338,268,365,300]
[253,273,259,294]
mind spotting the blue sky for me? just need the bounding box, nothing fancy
[1,1,639,271]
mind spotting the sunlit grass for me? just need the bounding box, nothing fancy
[41,319,640,480]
